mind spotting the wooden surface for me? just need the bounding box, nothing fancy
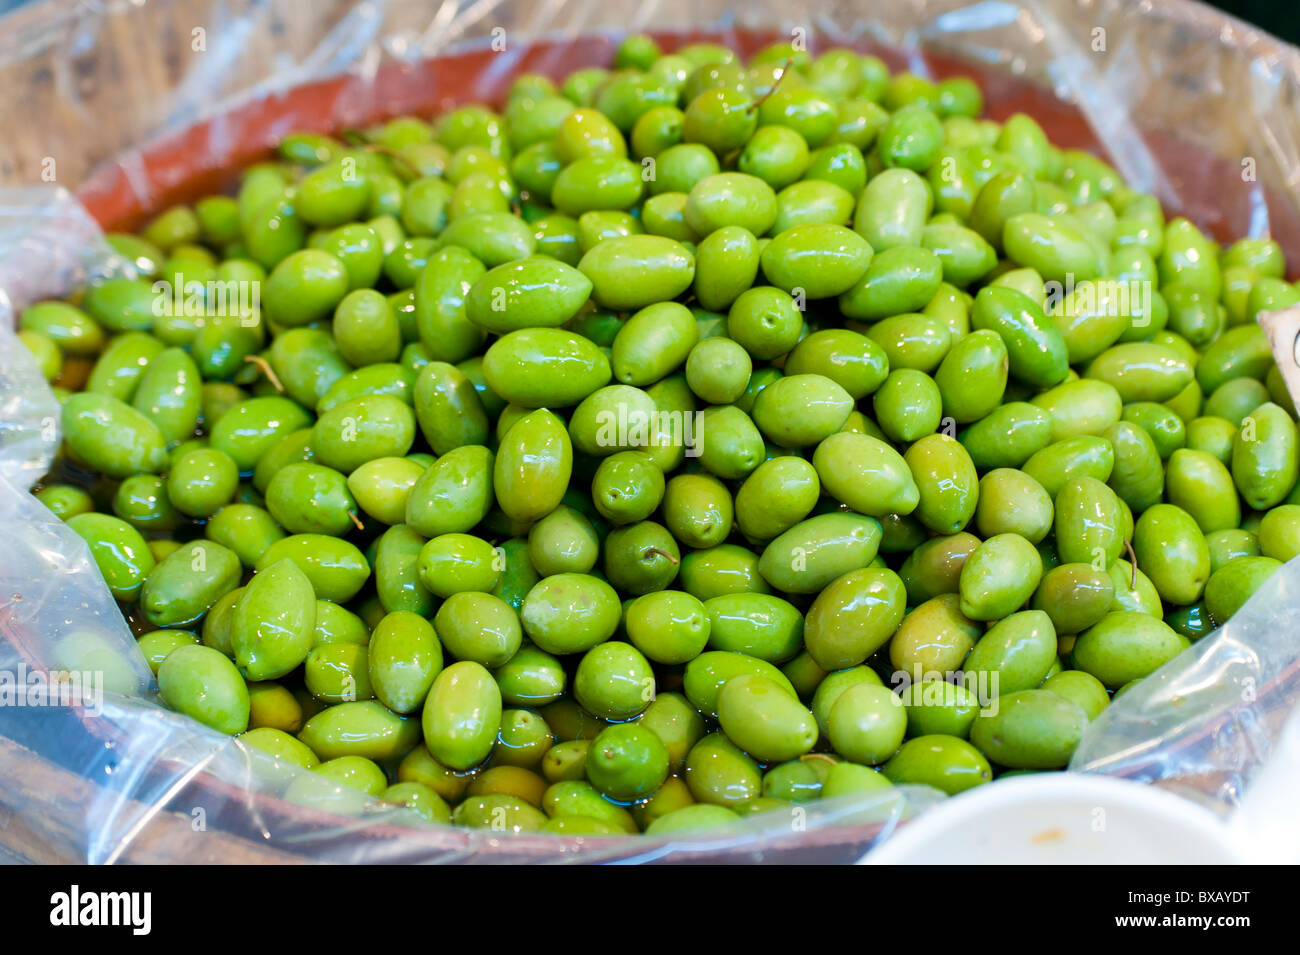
[0,735,307,865]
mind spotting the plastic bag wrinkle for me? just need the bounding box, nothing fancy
[1072,556,1300,817]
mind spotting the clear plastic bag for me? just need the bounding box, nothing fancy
[2,0,1300,864]
[0,187,117,488]
[1070,555,1300,811]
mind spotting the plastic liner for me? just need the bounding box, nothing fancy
[2,0,1300,863]
[1070,557,1300,810]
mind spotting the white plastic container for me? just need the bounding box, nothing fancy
[861,774,1246,865]
[864,705,1300,864]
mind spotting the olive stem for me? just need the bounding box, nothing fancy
[243,354,284,393]
[1124,539,1137,589]
[749,57,794,115]
[644,546,679,566]
[800,753,838,766]
[348,510,365,532]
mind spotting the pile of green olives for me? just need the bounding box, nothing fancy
[22,32,1300,838]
